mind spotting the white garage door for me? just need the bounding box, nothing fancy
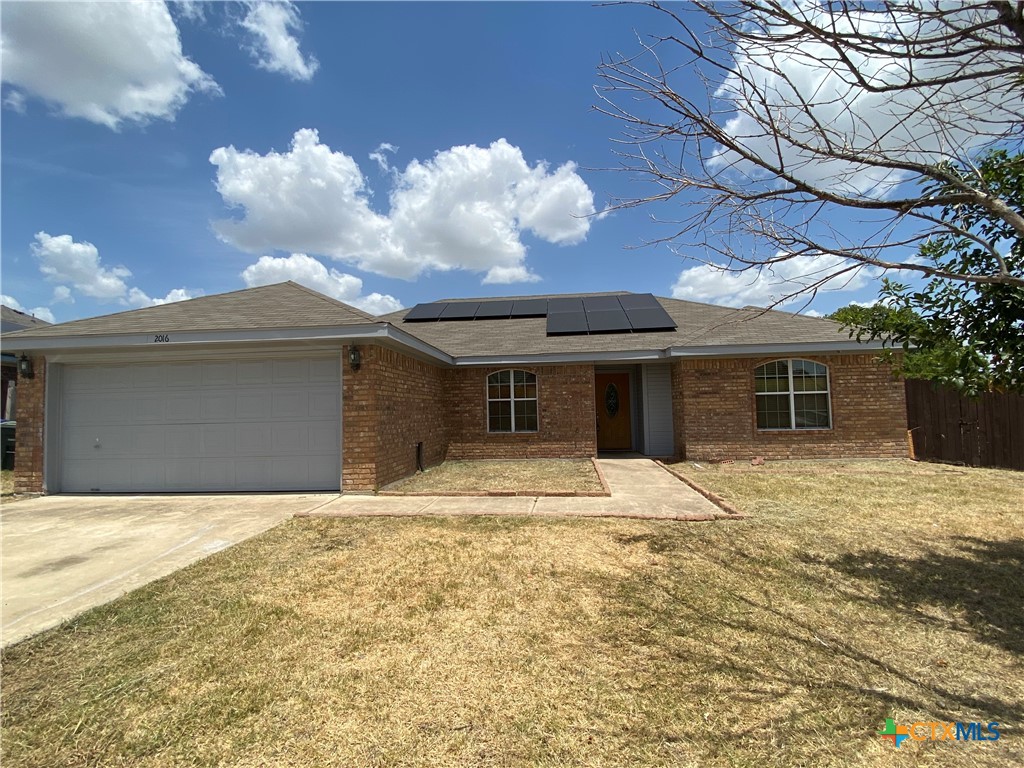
[60,357,341,492]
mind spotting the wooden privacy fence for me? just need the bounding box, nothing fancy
[905,379,1024,470]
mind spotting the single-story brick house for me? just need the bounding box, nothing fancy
[4,281,907,494]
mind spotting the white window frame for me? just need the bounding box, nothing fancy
[486,369,539,433]
[755,359,832,431]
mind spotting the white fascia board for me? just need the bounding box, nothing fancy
[5,323,455,365]
[667,340,888,358]
[453,349,671,366]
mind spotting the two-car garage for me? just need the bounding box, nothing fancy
[54,356,341,493]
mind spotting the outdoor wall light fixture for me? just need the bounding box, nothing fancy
[17,354,34,379]
[348,346,361,372]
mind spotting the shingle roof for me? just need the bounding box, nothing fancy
[5,282,376,339]
[1,305,52,333]
[381,294,850,356]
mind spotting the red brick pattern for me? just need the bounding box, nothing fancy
[13,356,46,493]
[446,364,596,460]
[674,354,908,461]
[12,347,909,495]
[341,345,450,492]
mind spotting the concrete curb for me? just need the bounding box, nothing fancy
[377,489,610,498]
[653,460,747,518]
[590,456,612,496]
[301,508,736,522]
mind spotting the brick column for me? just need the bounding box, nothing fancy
[13,356,46,493]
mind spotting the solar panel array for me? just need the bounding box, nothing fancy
[402,294,676,336]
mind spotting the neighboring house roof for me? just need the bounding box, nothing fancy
[1,305,52,334]
[381,295,851,358]
[4,282,375,340]
[2,305,52,365]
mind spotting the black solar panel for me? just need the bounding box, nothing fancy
[582,295,624,312]
[618,293,662,310]
[440,302,480,320]
[404,302,447,321]
[586,308,631,333]
[548,297,585,313]
[474,300,514,319]
[510,298,548,317]
[546,311,589,335]
[625,306,676,331]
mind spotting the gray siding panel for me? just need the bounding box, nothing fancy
[642,364,674,456]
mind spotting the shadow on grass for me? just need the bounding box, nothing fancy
[810,536,1024,656]
[605,532,1024,758]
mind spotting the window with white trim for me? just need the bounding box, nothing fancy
[755,359,831,430]
[487,370,538,432]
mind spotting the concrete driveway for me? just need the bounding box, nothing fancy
[1,493,337,647]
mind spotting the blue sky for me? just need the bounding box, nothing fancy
[1,1,894,324]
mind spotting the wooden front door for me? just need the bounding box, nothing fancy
[595,372,632,451]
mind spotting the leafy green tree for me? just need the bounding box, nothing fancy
[831,152,1023,395]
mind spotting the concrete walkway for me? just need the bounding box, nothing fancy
[307,457,729,521]
[1,493,336,647]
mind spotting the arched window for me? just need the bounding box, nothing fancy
[755,359,831,430]
[487,370,538,432]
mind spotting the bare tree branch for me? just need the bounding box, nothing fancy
[595,0,1024,296]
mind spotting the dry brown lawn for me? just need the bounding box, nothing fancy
[384,458,604,494]
[1,459,1021,767]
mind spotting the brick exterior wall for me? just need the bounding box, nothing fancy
[13,356,46,493]
[341,345,450,492]
[446,364,596,460]
[674,354,908,461]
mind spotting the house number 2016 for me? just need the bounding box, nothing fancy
[153,334,171,343]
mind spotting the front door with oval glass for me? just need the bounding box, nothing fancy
[595,372,632,450]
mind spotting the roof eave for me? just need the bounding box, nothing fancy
[2,323,454,365]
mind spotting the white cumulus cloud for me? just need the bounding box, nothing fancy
[368,142,398,173]
[211,130,597,283]
[30,232,193,309]
[240,1,318,81]
[240,253,403,316]
[32,232,131,300]
[671,255,876,308]
[0,295,55,324]
[1,1,219,129]
[712,4,1024,197]
[128,287,196,308]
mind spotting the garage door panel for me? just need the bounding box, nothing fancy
[236,360,273,385]
[200,460,235,488]
[166,460,202,488]
[131,461,165,488]
[201,393,236,420]
[309,390,339,418]
[272,391,308,419]
[202,362,236,386]
[131,428,165,457]
[164,394,198,422]
[310,422,339,452]
[60,357,341,492]
[165,425,201,456]
[236,392,272,419]
[65,393,132,425]
[131,365,167,389]
[235,459,273,488]
[200,424,236,456]
[309,358,340,383]
[163,365,194,388]
[132,394,168,423]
